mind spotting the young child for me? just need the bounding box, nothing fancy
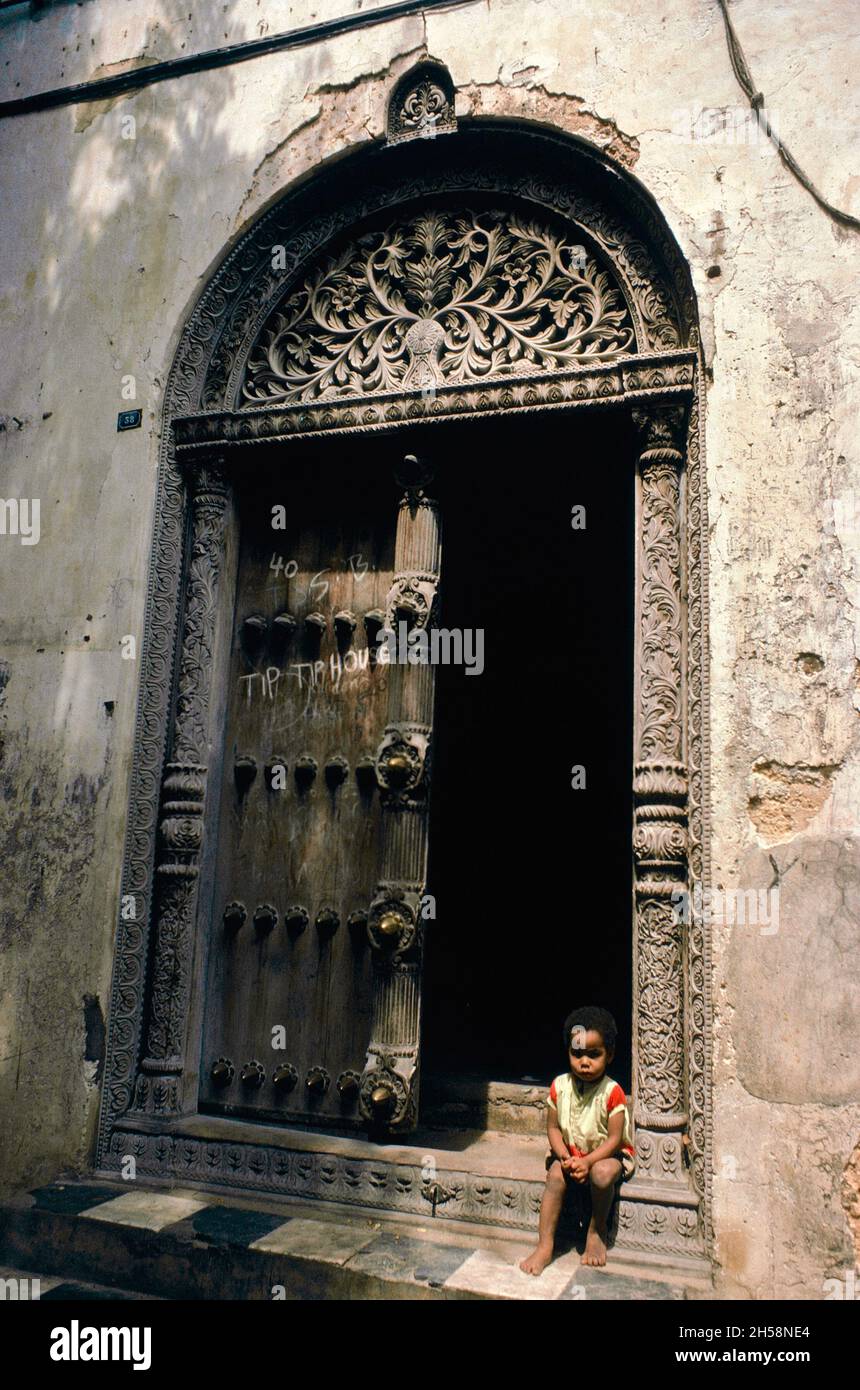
[520,1006,635,1274]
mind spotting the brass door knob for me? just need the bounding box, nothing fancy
[385,753,412,786]
[376,911,403,943]
[370,1084,396,1119]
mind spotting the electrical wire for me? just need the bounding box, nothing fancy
[717,0,860,230]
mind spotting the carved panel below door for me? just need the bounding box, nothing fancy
[200,457,395,1126]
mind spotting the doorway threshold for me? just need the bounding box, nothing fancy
[105,1110,710,1277]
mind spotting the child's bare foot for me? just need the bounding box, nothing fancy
[581,1217,608,1266]
[520,1243,554,1276]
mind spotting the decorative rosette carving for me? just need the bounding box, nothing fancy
[632,819,688,871]
[158,814,203,854]
[385,572,438,630]
[358,1057,412,1129]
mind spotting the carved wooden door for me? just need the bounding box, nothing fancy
[200,450,438,1133]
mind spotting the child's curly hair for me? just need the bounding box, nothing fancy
[562,1006,618,1054]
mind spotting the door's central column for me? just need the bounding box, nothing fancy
[360,456,440,1132]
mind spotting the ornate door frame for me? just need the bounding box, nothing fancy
[95,107,713,1268]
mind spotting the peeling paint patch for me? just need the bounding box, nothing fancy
[458,82,640,168]
[74,57,158,133]
[748,759,838,844]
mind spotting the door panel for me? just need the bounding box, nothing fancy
[200,455,396,1126]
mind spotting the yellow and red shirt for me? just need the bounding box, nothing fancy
[547,1072,635,1160]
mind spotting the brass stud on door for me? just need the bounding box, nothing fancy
[337,1071,360,1104]
[334,610,357,649]
[241,614,267,653]
[294,755,318,790]
[306,1067,330,1098]
[324,756,349,789]
[347,909,368,940]
[272,612,298,641]
[234,756,257,792]
[303,613,327,653]
[355,756,377,795]
[364,609,385,640]
[223,901,246,933]
[240,1060,265,1089]
[265,757,288,791]
[272,1063,298,1093]
[211,1058,234,1088]
[364,609,385,664]
[315,907,340,939]
[253,903,278,935]
[284,905,309,938]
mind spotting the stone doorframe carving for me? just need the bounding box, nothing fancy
[95,120,713,1271]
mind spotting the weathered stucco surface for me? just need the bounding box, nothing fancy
[0,0,858,1299]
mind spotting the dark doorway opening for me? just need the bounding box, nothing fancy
[422,406,635,1096]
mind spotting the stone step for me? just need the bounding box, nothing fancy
[102,1113,708,1273]
[0,1180,700,1302]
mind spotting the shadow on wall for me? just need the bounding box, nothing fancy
[0,0,265,1188]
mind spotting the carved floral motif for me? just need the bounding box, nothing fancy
[387,63,457,146]
[243,209,634,405]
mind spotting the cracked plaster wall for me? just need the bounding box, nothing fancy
[0,0,858,1299]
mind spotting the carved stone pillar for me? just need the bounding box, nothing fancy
[134,459,232,1115]
[360,458,440,1132]
[630,407,692,1199]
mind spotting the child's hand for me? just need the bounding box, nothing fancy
[568,1156,590,1183]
